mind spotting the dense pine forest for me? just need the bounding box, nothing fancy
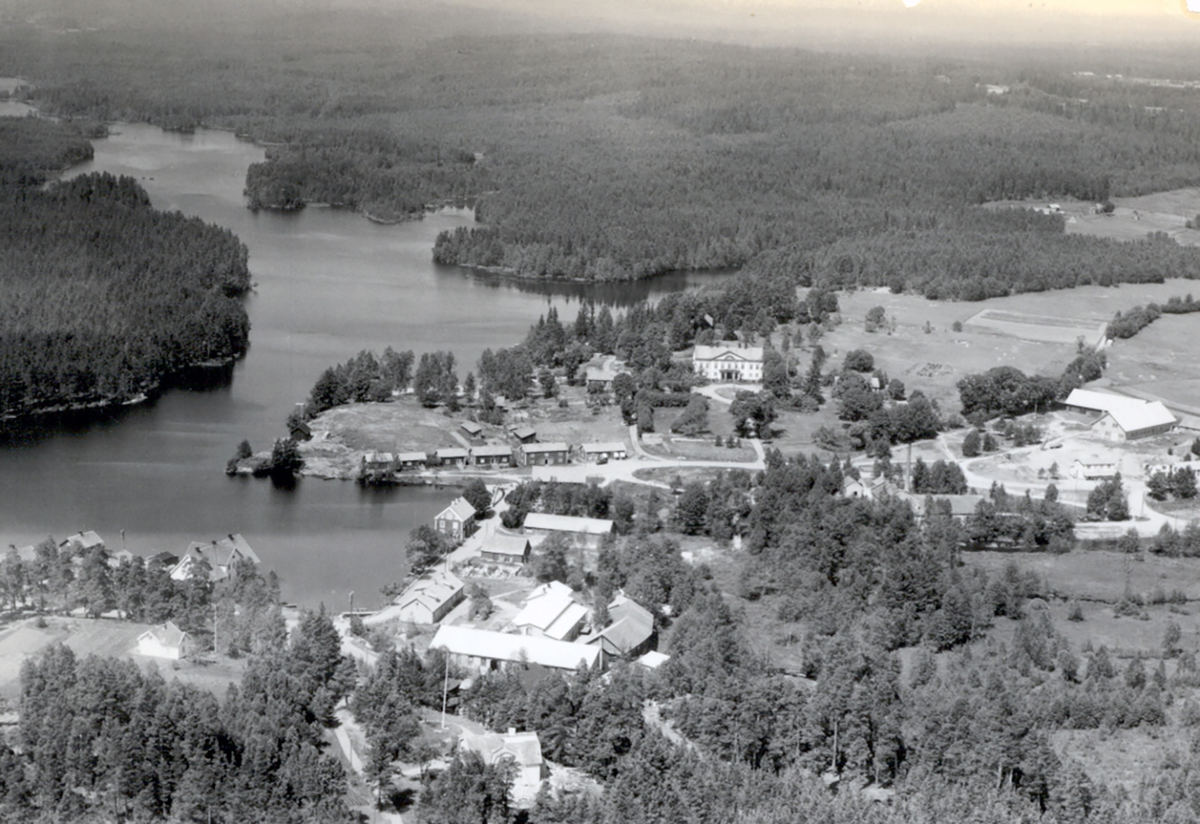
[8,15,1200,285]
[0,120,251,419]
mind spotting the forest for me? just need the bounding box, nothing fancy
[7,16,1200,288]
[0,119,251,419]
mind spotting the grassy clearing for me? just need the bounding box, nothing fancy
[0,616,246,701]
[963,549,1200,603]
[1104,314,1200,412]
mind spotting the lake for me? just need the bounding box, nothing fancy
[0,122,728,608]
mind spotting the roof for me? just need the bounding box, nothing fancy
[522,442,569,454]
[438,497,477,521]
[635,651,671,670]
[905,493,985,518]
[472,444,513,458]
[290,420,312,436]
[397,569,464,612]
[580,442,626,454]
[482,534,531,559]
[1102,401,1177,434]
[1064,389,1147,413]
[397,451,428,462]
[175,534,260,580]
[586,366,620,382]
[60,531,104,552]
[513,426,537,440]
[430,625,601,671]
[591,592,654,654]
[692,345,764,363]
[513,584,588,640]
[138,621,187,649]
[436,448,470,459]
[523,513,615,536]
[461,421,483,434]
[459,730,543,769]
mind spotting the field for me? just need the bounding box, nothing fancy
[515,386,631,447]
[0,616,246,702]
[1104,314,1200,414]
[807,280,1200,414]
[964,308,1107,347]
[1067,188,1200,246]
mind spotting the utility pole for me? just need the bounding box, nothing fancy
[440,651,450,730]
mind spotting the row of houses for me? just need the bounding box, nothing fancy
[16,532,261,585]
[362,440,628,479]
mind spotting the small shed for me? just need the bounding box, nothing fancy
[289,420,313,442]
[461,421,484,439]
[512,426,537,444]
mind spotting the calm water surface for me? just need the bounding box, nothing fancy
[0,123,727,607]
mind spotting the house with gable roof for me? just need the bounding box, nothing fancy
[458,729,546,805]
[588,590,655,663]
[136,622,190,660]
[393,569,465,624]
[511,581,589,642]
[435,497,477,541]
[169,534,260,582]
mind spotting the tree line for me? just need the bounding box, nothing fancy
[0,160,251,420]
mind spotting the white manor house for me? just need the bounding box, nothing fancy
[692,343,764,382]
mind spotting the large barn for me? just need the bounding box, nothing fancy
[1063,389,1177,442]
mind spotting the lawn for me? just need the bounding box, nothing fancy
[963,549,1200,603]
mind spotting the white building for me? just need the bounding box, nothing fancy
[458,730,545,806]
[692,344,764,382]
[1063,389,1178,442]
[170,534,260,583]
[136,622,190,660]
[523,513,615,549]
[511,581,589,642]
[391,569,465,624]
[429,625,601,674]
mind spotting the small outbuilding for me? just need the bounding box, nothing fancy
[397,451,428,471]
[461,421,484,439]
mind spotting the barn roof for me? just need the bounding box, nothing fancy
[523,513,614,535]
[430,625,601,671]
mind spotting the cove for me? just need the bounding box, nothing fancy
[0,123,728,608]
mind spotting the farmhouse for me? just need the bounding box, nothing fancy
[692,343,764,383]
[393,569,465,624]
[579,442,627,462]
[435,447,470,467]
[458,730,546,805]
[511,581,589,642]
[430,625,601,674]
[471,444,513,467]
[480,533,533,565]
[136,622,190,660]
[1072,459,1118,480]
[588,591,655,663]
[434,497,477,541]
[523,513,615,548]
[519,442,571,467]
[170,534,260,582]
[397,451,428,471]
[1063,389,1178,441]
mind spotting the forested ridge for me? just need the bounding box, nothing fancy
[9,20,1200,284]
[0,119,251,419]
